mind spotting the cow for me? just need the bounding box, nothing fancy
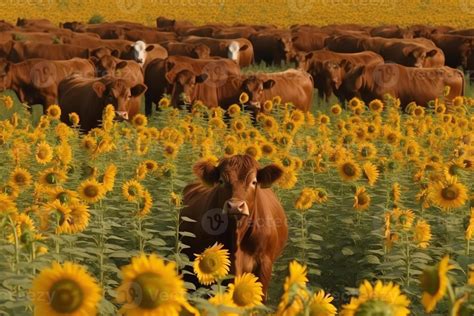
[0,31,59,44]
[147,56,240,111]
[91,55,145,119]
[213,26,257,39]
[120,41,168,68]
[0,20,15,32]
[291,31,329,52]
[249,31,295,65]
[339,63,464,108]
[123,29,177,43]
[370,25,413,39]
[0,58,95,111]
[156,16,194,33]
[429,34,474,70]
[16,18,55,29]
[408,24,453,38]
[180,155,288,296]
[448,29,474,37]
[160,41,211,59]
[296,50,384,101]
[8,42,90,62]
[58,75,147,132]
[181,36,253,67]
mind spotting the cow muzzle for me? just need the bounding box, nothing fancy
[115,111,129,121]
[223,198,249,217]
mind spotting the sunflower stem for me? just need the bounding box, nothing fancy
[446,279,456,305]
[467,239,470,256]
[300,212,307,264]
[7,215,19,274]
[404,233,411,288]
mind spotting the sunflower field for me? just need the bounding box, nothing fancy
[1,0,474,28]
[0,83,473,315]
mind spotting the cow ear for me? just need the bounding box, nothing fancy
[131,84,147,97]
[305,52,314,60]
[426,49,437,58]
[263,79,275,90]
[193,161,219,185]
[92,82,106,98]
[89,56,99,65]
[166,61,175,72]
[111,49,120,57]
[257,164,283,188]
[116,61,128,70]
[352,65,365,77]
[340,58,349,69]
[146,45,155,52]
[239,44,249,51]
[196,73,208,84]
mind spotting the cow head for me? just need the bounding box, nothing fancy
[128,41,155,67]
[0,59,12,91]
[193,155,283,218]
[165,67,208,108]
[90,47,119,59]
[321,60,344,90]
[226,41,250,65]
[91,55,127,77]
[278,37,294,64]
[402,45,437,68]
[241,76,275,111]
[460,39,474,70]
[92,79,147,120]
[192,44,211,59]
[340,63,365,101]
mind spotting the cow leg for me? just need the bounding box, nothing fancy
[144,93,153,116]
[255,256,273,301]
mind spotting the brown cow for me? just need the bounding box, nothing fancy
[0,20,15,32]
[249,31,294,65]
[182,36,253,67]
[180,155,287,296]
[123,29,177,43]
[370,25,413,39]
[291,31,329,52]
[160,41,211,59]
[0,31,59,44]
[16,18,55,29]
[91,55,145,119]
[429,34,474,70]
[156,17,194,33]
[408,24,453,38]
[58,75,146,132]
[0,58,95,111]
[449,29,474,37]
[339,63,464,108]
[296,50,384,101]
[213,26,257,40]
[8,42,90,62]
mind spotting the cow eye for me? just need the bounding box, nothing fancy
[251,180,257,186]
[218,179,225,185]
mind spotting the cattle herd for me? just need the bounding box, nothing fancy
[0,17,471,131]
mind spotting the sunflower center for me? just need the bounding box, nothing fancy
[84,185,99,198]
[361,147,370,157]
[46,173,57,184]
[441,185,459,201]
[232,286,254,307]
[133,272,167,309]
[357,193,369,205]
[14,173,26,185]
[199,254,220,274]
[57,192,69,204]
[355,299,395,316]
[420,266,440,295]
[246,147,258,157]
[343,163,356,177]
[37,148,49,159]
[49,279,84,313]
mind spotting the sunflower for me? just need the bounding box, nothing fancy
[57,203,90,234]
[295,188,317,211]
[428,176,468,211]
[193,242,230,285]
[273,96,282,105]
[68,112,80,126]
[0,193,17,215]
[31,261,101,316]
[101,164,117,192]
[337,159,362,182]
[391,182,401,204]
[116,253,191,316]
[77,179,105,204]
[7,213,36,245]
[38,168,67,186]
[170,192,182,207]
[348,97,363,111]
[82,135,97,152]
[46,104,61,120]
[330,104,342,115]
[224,143,239,157]
[466,208,474,240]
[47,187,79,204]
[275,261,310,315]
[260,142,276,157]
[244,144,262,161]
[209,117,227,129]
[158,97,171,108]
[262,116,278,133]
[420,255,454,313]
[392,208,415,231]
[36,141,54,164]
[227,104,241,117]
[362,162,379,186]
[1,182,19,199]
[122,180,145,202]
[314,189,329,204]
[341,280,410,316]
[368,99,384,113]
[56,142,72,166]
[10,167,32,188]
[137,190,153,217]
[262,100,273,113]
[1,95,13,109]
[239,92,249,104]
[353,187,371,210]
[358,143,377,160]
[307,290,337,316]
[413,219,432,249]
[132,114,148,128]
[413,106,425,117]
[227,273,263,309]
[232,119,246,133]
[161,141,178,159]
[290,110,305,125]
[143,160,159,173]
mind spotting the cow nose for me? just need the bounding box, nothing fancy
[224,199,249,217]
[115,111,129,121]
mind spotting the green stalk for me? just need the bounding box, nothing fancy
[404,233,411,287]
